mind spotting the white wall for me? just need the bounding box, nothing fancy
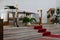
[56,0,60,8]
[0,9,8,22]
[0,0,56,23]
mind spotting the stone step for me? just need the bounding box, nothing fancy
[4,28,35,32]
[4,29,37,34]
[4,33,42,40]
[4,27,33,30]
[4,31,39,38]
[4,27,42,40]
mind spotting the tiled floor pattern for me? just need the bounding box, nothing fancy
[3,24,60,40]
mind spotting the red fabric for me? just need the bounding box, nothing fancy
[34,25,42,29]
[38,28,46,33]
[34,25,60,38]
[49,34,60,38]
[35,38,52,40]
[43,31,51,36]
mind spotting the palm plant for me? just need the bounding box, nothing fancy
[22,17,36,26]
[29,18,36,23]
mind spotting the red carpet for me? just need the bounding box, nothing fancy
[43,31,51,36]
[35,34,60,40]
[34,25,60,39]
[38,28,46,33]
[35,38,53,40]
[49,34,60,38]
[34,25,42,29]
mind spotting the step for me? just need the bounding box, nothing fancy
[4,29,37,34]
[4,31,39,38]
[4,33,42,40]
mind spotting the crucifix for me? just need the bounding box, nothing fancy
[38,9,42,26]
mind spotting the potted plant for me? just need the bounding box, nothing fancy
[22,17,36,26]
[22,17,29,26]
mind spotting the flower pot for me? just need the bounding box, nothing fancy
[27,22,31,26]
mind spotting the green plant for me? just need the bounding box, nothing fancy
[22,17,29,23]
[22,17,36,26]
[29,18,36,23]
[22,17,29,26]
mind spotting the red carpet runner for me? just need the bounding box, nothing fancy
[49,34,60,38]
[34,25,60,38]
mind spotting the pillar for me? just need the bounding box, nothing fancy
[38,9,42,25]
